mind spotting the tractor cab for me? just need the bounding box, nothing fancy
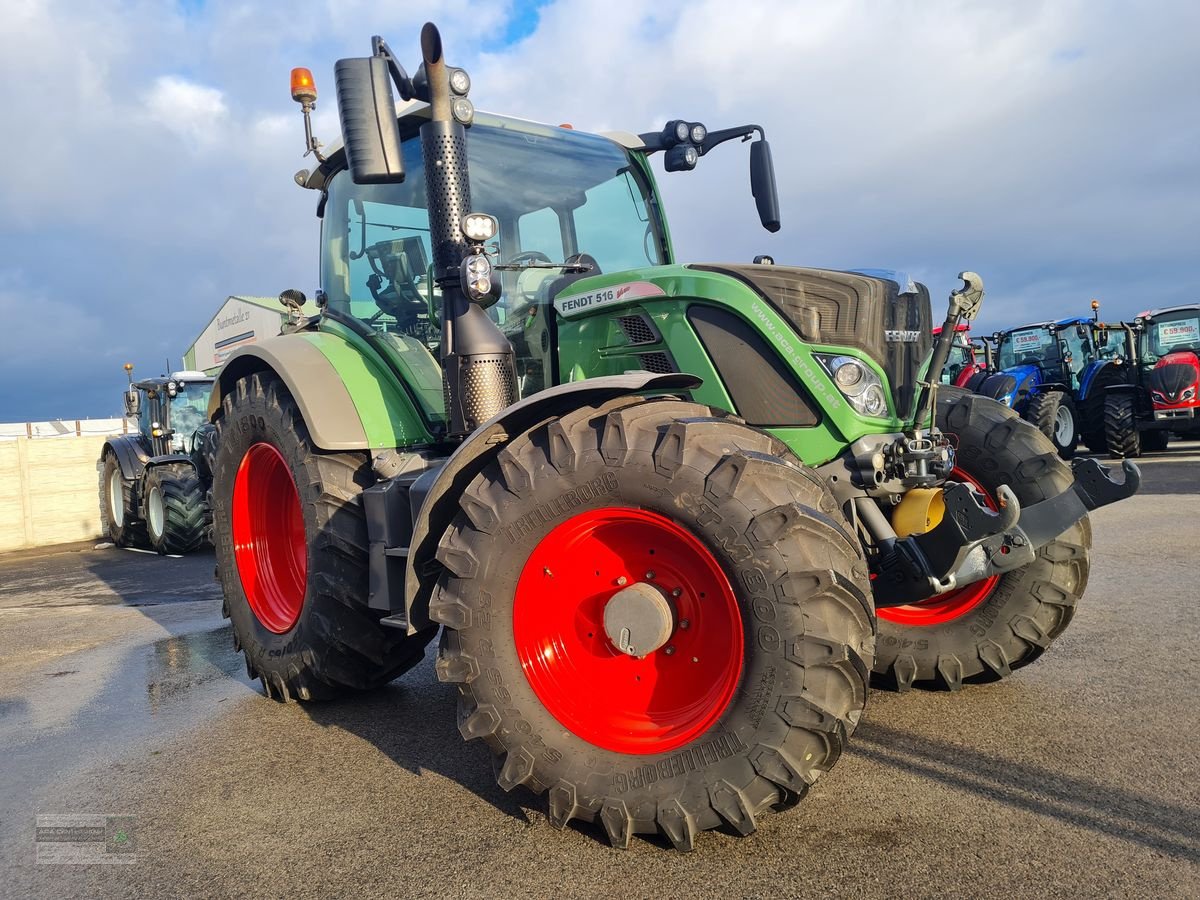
[933,322,988,388]
[128,372,215,456]
[992,317,1103,400]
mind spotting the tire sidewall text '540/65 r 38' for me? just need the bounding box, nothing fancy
[210,371,434,702]
[432,396,875,850]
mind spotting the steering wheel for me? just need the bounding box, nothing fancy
[506,250,556,307]
[507,250,554,266]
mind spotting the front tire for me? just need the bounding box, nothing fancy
[1104,392,1142,458]
[211,371,434,701]
[873,387,1091,691]
[1024,390,1079,458]
[99,452,145,548]
[433,397,874,849]
[144,463,206,555]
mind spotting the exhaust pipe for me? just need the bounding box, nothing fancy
[417,23,516,436]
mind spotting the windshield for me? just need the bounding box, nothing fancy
[1145,310,1200,360]
[168,382,213,451]
[997,326,1059,370]
[321,114,667,401]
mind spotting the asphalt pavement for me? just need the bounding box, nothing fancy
[1,445,1197,899]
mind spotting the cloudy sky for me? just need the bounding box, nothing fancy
[1,0,1196,421]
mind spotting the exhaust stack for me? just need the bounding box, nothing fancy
[417,23,516,436]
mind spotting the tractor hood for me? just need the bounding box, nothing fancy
[1150,351,1200,407]
[980,363,1042,407]
[687,264,932,418]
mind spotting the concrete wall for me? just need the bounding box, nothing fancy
[0,435,109,553]
[0,418,131,441]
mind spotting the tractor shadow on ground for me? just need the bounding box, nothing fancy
[299,659,540,828]
[851,720,1200,862]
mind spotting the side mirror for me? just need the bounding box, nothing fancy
[1076,324,1088,339]
[1099,328,1110,347]
[333,56,405,184]
[750,140,781,233]
[124,390,140,418]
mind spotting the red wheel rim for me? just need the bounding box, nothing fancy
[513,507,743,755]
[232,442,307,634]
[877,468,1002,626]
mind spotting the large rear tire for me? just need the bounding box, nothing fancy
[211,371,435,701]
[144,463,207,555]
[99,451,146,548]
[433,397,874,849]
[1024,390,1079,458]
[873,387,1091,691]
[1104,392,1142,458]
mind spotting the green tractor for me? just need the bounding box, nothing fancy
[208,25,1139,849]
[100,366,214,554]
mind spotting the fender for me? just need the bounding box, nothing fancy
[208,331,435,451]
[1077,359,1115,401]
[145,453,197,469]
[401,372,702,635]
[102,434,150,481]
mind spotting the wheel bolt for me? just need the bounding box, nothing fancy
[680,619,690,629]
[616,576,628,586]
[645,570,655,580]
[671,587,682,597]
[664,645,675,655]
[691,656,699,663]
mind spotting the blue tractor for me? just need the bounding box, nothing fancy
[975,307,1127,457]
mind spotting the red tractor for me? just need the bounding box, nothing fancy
[935,323,989,389]
[1105,304,1200,455]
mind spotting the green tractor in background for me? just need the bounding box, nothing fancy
[99,366,215,554]
[207,25,1139,850]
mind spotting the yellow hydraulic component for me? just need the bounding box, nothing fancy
[892,488,946,538]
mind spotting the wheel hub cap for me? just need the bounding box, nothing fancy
[603,582,677,657]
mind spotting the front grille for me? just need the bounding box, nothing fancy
[638,352,676,374]
[689,264,932,417]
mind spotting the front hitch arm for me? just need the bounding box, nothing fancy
[872,458,1140,607]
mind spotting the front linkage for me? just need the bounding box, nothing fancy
[818,273,1140,608]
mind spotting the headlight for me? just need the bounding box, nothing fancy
[690,122,707,144]
[815,354,890,417]
[673,120,690,143]
[1183,386,1196,401]
[451,97,474,125]
[460,253,494,302]
[1152,390,1167,404]
[448,67,471,95]
[462,212,498,242]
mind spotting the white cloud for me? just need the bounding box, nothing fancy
[144,76,228,144]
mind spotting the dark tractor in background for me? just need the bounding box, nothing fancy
[974,306,1126,457]
[1104,304,1200,457]
[98,367,215,554]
